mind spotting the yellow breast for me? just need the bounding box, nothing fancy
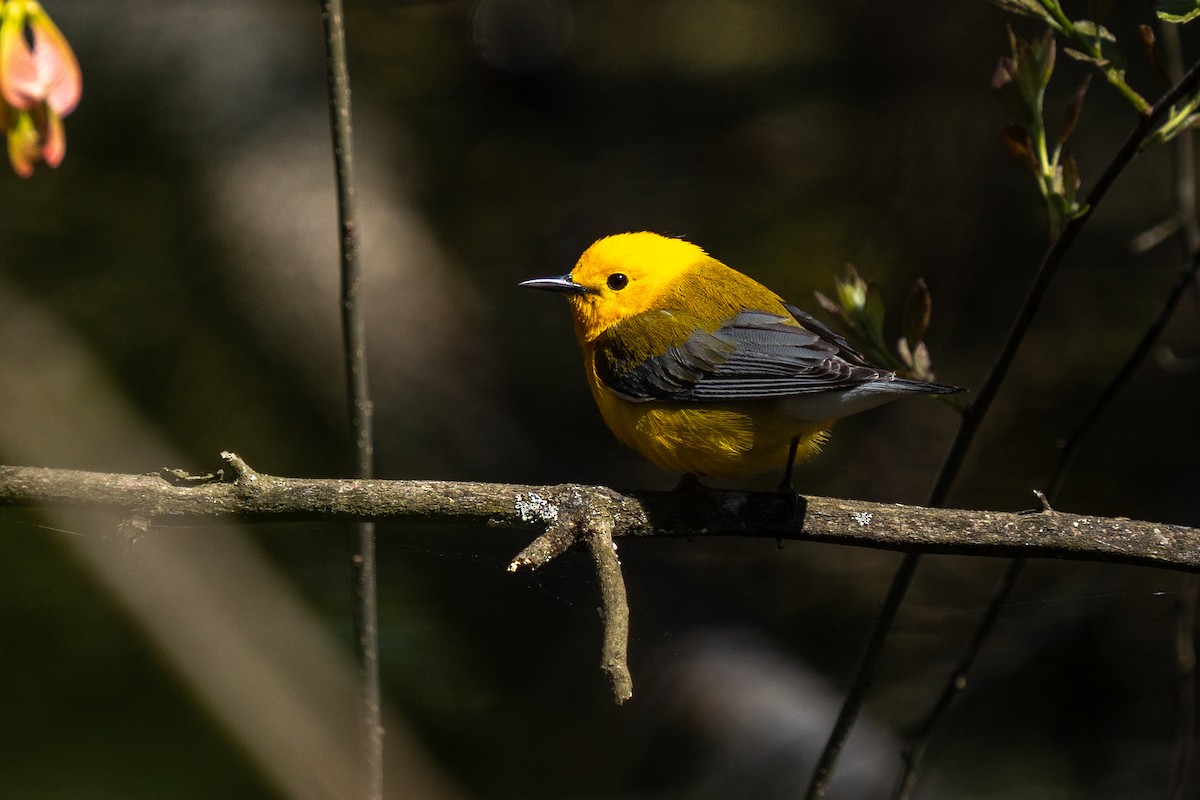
[583,346,830,479]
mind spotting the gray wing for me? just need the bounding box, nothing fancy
[596,308,893,403]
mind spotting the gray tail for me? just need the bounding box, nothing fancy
[892,377,963,395]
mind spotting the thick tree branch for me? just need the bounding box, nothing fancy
[4,453,1198,702]
[1,454,1196,569]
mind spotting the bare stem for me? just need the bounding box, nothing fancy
[1047,253,1200,500]
[897,228,1200,800]
[804,552,920,800]
[806,49,1200,800]
[887,46,1200,800]
[931,53,1200,508]
[321,1,381,797]
[586,520,634,703]
[1161,24,1199,800]
[891,557,1027,800]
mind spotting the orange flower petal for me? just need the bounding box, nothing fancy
[29,5,81,115]
[0,3,39,110]
[0,3,81,115]
[39,103,64,166]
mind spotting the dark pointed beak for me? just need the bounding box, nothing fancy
[518,274,592,295]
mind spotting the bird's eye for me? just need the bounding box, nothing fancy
[606,273,629,291]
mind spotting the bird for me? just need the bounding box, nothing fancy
[520,232,959,487]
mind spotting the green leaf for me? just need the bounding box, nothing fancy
[1157,0,1200,23]
[1027,28,1057,89]
[1145,97,1200,148]
[997,29,1056,126]
[994,56,1037,127]
[834,265,867,314]
[1070,20,1117,41]
[1064,20,1125,75]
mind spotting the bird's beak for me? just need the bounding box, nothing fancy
[518,274,592,295]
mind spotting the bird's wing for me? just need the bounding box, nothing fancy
[595,307,891,402]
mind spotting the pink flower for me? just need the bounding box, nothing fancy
[0,1,80,177]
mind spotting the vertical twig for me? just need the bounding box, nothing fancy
[1161,23,1199,255]
[804,50,1200,800]
[1046,247,1200,500]
[321,2,382,798]
[803,552,921,800]
[890,35,1200,800]
[895,242,1200,800]
[585,520,634,703]
[890,557,1026,800]
[930,53,1200,508]
[1160,25,1199,800]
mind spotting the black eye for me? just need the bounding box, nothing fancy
[606,273,629,291]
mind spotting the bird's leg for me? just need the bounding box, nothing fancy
[777,436,801,494]
[776,436,807,523]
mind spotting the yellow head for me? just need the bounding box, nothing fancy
[520,232,710,341]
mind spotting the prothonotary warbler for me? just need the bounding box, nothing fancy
[521,232,959,486]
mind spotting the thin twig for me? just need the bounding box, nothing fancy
[1163,23,1200,254]
[805,50,1200,800]
[1046,41,1200,501]
[507,485,638,701]
[898,188,1200,800]
[585,519,634,703]
[1046,250,1200,499]
[321,2,382,797]
[804,552,920,800]
[930,52,1200,508]
[890,44,1200,800]
[890,557,1026,800]
[1161,25,1199,800]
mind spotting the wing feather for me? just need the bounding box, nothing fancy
[596,307,892,402]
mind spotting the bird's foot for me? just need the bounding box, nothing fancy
[775,480,806,520]
[673,472,706,493]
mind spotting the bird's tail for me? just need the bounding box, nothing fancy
[891,377,963,395]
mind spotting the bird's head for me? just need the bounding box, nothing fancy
[520,232,707,341]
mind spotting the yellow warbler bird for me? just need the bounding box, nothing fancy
[521,232,958,486]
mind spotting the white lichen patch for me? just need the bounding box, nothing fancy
[721,493,748,514]
[515,492,559,525]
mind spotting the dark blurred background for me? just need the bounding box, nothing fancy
[1,1,1198,797]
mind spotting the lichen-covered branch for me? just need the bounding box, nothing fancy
[0,453,1196,569]
[3,452,1198,702]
